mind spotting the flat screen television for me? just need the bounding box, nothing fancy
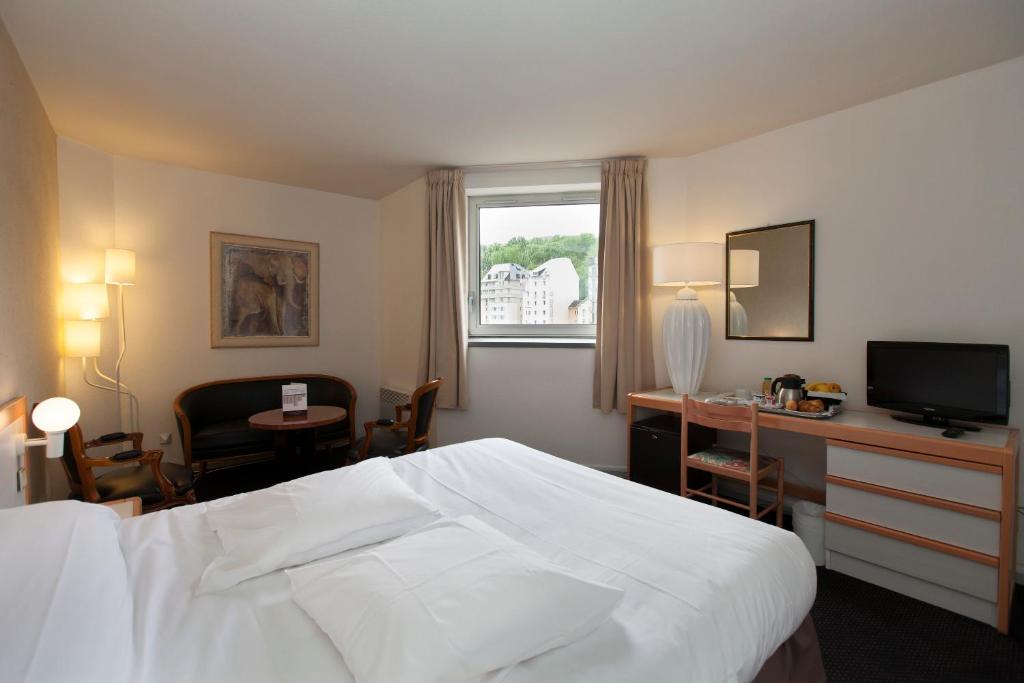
[866,341,1010,428]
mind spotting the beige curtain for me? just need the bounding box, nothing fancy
[421,169,469,409]
[593,159,655,413]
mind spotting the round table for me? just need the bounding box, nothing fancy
[249,405,347,476]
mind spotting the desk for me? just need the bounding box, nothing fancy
[627,387,1019,633]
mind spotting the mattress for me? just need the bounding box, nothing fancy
[120,438,816,682]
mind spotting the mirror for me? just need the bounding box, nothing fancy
[726,220,814,341]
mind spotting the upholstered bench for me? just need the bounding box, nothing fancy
[174,374,357,474]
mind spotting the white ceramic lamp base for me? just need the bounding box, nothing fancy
[729,290,748,336]
[663,288,710,395]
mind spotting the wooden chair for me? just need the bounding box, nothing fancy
[60,424,196,513]
[354,378,443,460]
[680,395,784,526]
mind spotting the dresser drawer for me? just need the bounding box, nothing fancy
[825,520,998,601]
[825,481,1000,556]
[826,442,1001,510]
[826,551,997,626]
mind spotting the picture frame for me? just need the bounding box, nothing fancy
[210,231,320,348]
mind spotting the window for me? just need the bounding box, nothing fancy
[468,191,599,339]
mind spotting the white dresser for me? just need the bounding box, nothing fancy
[825,435,1015,629]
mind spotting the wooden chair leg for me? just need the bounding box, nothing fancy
[680,453,688,498]
[711,475,718,507]
[748,473,758,519]
[776,458,785,527]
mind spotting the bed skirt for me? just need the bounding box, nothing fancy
[752,615,826,683]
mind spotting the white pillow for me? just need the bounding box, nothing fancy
[0,501,133,683]
[198,457,439,594]
[287,515,624,683]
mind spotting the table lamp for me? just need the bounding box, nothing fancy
[653,242,723,394]
[15,397,81,459]
[728,249,759,336]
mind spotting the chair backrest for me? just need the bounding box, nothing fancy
[406,378,443,450]
[59,424,100,502]
[681,395,759,456]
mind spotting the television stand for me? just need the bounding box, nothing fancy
[890,414,981,432]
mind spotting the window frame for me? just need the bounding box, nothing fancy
[467,190,600,339]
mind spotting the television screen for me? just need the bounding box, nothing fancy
[866,341,1010,425]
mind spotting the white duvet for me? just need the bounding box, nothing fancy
[120,438,815,683]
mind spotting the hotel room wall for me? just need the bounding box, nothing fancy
[57,139,381,475]
[648,56,1024,568]
[0,18,61,504]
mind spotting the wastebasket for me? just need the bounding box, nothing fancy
[793,500,826,566]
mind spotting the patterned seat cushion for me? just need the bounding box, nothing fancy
[688,447,777,472]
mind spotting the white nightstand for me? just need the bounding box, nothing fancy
[101,497,143,519]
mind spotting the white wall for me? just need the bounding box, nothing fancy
[649,56,1024,565]
[0,17,60,504]
[57,140,380,474]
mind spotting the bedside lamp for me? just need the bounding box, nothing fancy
[17,397,80,459]
[653,242,723,394]
[728,249,759,336]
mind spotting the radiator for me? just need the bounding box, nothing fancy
[380,385,413,419]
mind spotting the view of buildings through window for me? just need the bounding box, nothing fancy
[478,202,599,327]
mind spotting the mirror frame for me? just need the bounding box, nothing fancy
[725,219,815,342]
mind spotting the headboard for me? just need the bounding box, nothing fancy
[0,396,28,508]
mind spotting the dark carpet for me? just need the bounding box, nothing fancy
[812,567,1024,682]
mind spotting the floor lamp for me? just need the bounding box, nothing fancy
[653,242,723,395]
[105,249,136,432]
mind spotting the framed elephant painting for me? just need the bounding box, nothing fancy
[210,232,319,347]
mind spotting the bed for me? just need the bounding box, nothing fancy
[106,438,820,682]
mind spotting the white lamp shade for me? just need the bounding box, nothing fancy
[63,282,110,320]
[729,250,759,288]
[64,320,102,358]
[31,397,80,433]
[652,242,723,287]
[105,248,136,285]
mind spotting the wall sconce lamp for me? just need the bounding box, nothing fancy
[16,397,81,460]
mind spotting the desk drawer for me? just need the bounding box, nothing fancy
[825,481,1000,556]
[826,551,997,626]
[826,442,1001,510]
[825,520,997,601]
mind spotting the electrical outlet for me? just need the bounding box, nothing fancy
[159,433,172,445]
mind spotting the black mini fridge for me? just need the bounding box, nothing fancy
[629,414,713,495]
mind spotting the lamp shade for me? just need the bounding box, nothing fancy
[652,242,723,287]
[105,248,136,285]
[64,320,102,358]
[729,249,760,288]
[31,397,80,433]
[63,282,110,320]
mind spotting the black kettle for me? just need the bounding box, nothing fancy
[771,374,805,406]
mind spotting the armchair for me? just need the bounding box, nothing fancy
[60,424,195,512]
[354,378,443,461]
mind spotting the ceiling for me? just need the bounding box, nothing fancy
[2,1,1022,199]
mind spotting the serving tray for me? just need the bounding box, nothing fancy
[758,404,843,420]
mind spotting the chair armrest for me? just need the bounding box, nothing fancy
[85,431,145,451]
[79,448,162,469]
[394,403,412,424]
